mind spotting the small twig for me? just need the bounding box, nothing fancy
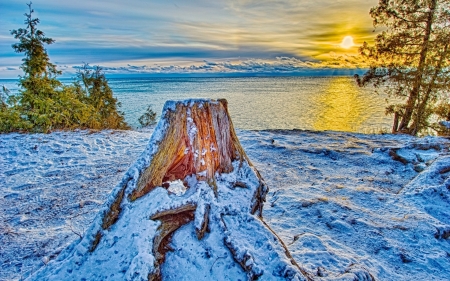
[233,181,247,188]
[0,220,19,239]
[219,214,228,231]
[270,197,279,207]
[2,227,19,237]
[289,233,304,245]
[67,211,91,219]
[210,255,227,272]
[68,221,83,239]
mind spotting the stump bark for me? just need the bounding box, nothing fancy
[28,99,375,281]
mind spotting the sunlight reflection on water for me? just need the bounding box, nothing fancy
[313,77,374,132]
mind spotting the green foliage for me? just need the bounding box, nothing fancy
[0,107,33,132]
[11,3,60,80]
[357,0,450,136]
[74,64,129,130]
[0,86,33,132]
[0,86,9,110]
[138,105,157,128]
[1,3,129,133]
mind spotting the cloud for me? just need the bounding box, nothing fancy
[0,0,377,77]
[0,55,367,79]
[65,56,366,77]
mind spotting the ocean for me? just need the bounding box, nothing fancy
[1,76,392,133]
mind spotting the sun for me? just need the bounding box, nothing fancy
[340,36,355,49]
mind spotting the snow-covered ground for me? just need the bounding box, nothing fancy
[1,128,449,280]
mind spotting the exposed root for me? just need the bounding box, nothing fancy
[150,204,197,280]
[388,148,409,164]
[233,181,248,188]
[151,203,197,220]
[223,238,263,280]
[196,204,211,240]
[439,166,450,174]
[435,226,450,240]
[89,231,102,252]
[259,219,315,281]
[102,185,126,230]
[251,181,269,217]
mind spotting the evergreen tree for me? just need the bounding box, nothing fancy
[0,86,9,110]
[138,105,157,128]
[9,2,92,132]
[356,0,450,135]
[2,3,129,133]
[0,86,30,132]
[75,64,129,129]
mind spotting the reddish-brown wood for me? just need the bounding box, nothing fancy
[130,99,258,280]
[131,99,248,201]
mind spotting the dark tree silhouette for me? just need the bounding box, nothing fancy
[356,0,450,135]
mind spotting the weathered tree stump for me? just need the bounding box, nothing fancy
[29,99,375,281]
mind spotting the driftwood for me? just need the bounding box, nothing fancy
[28,99,375,281]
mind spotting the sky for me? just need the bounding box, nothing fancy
[0,0,379,78]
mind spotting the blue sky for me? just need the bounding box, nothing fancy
[0,0,378,78]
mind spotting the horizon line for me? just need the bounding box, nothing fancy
[0,69,366,80]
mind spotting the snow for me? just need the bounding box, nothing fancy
[440,121,450,129]
[240,130,450,280]
[8,98,307,280]
[167,180,188,196]
[1,128,450,280]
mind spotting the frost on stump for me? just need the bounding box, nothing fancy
[28,99,375,281]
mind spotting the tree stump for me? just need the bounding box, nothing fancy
[29,99,375,281]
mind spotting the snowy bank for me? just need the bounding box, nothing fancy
[1,128,449,280]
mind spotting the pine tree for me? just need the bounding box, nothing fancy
[138,105,157,128]
[75,64,129,129]
[4,2,129,133]
[9,2,92,132]
[357,0,450,135]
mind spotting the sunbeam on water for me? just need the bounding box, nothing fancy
[313,77,371,132]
